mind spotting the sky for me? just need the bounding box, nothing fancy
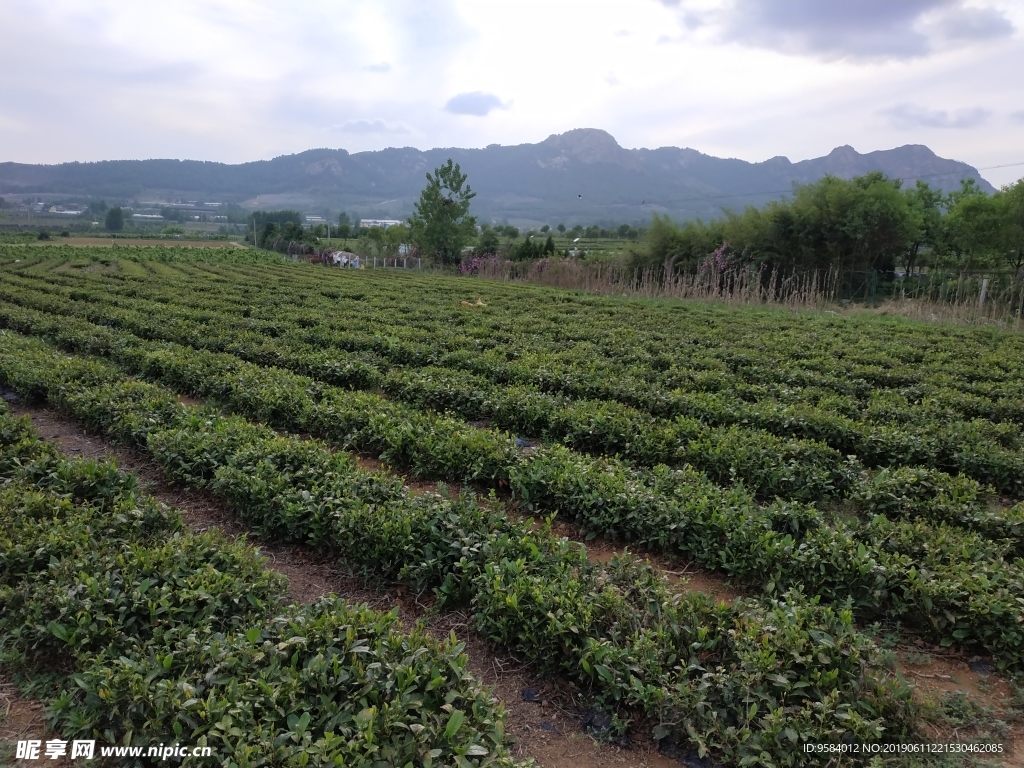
[2,0,1023,187]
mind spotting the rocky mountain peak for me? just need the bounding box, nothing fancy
[540,128,625,163]
[825,145,860,161]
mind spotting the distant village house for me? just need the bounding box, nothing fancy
[359,219,402,229]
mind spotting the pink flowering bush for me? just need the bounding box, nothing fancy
[699,241,734,274]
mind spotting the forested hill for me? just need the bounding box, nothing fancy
[1,129,995,224]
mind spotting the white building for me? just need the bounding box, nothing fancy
[359,219,402,229]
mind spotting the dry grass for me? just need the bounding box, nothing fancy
[865,289,1024,328]
[476,257,1024,329]
[480,258,844,309]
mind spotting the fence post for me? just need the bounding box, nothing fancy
[979,278,989,307]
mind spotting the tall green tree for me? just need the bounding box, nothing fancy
[902,180,943,274]
[846,172,915,271]
[105,206,125,232]
[476,225,500,255]
[647,213,724,271]
[408,159,477,265]
[336,212,353,244]
[941,179,1000,270]
[784,173,911,271]
[365,226,387,255]
[384,223,410,257]
[994,180,1024,272]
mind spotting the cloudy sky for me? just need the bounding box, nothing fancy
[3,0,1023,186]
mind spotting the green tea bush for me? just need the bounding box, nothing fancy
[3,329,1024,671]
[58,600,519,768]
[0,337,922,763]
[855,467,1024,550]
[0,408,523,767]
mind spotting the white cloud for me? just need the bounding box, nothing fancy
[882,104,992,130]
[331,119,409,134]
[444,92,509,116]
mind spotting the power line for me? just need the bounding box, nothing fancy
[602,160,1024,210]
[976,160,1024,171]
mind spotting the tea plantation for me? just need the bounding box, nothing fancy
[2,245,1023,766]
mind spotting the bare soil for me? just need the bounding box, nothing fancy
[553,523,746,604]
[0,678,73,767]
[896,644,1024,766]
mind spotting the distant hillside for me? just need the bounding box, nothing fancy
[0,130,995,225]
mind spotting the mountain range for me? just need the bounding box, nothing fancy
[0,129,995,225]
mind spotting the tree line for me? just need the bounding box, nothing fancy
[642,173,1024,276]
[246,159,644,264]
[248,162,1024,277]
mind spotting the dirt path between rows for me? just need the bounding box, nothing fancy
[355,452,746,605]
[4,403,684,768]
[0,679,73,767]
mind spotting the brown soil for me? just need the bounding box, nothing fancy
[290,439,464,500]
[416,608,684,766]
[5,404,686,767]
[896,645,1024,766]
[176,393,205,408]
[550,521,746,604]
[0,677,73,767]
[353,454,385,472]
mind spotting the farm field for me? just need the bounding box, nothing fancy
[0,401,520,767]
[55,237,246,248]
[0,233,248,248]
[2,244,1024,766]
